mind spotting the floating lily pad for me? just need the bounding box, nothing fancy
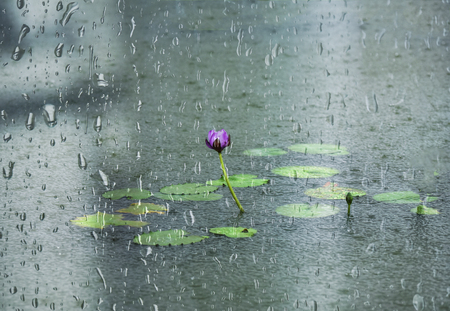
[160,183,218,195]
[272,166,339,178]
[288,143,349,155]
[117,203,166,215]
[102,188,152,200]
[411,205,439,215]
[209,227,257,238]
[373,191,438,204]
[154,192,223,202]
[243,148,287,157]
[276,203,339,218]
[207,174,269,187]
[71,212,148,229]
[133,229,209,246]
[305,182,366,199]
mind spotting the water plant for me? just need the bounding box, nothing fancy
[206,129,244,213]
[346,192,353,217]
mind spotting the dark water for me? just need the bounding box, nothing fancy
[1,0,450,310]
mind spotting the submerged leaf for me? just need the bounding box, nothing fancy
[305,182,366,199]
[209,227,257,238]
[117,203,166,215]
[411,205,439,215]
[133,229,209,246]
[272,166,339,178]
[102,188,152,200]
[160,183,218,195]
[243,148,287,157]
[71,212,148,229]
[288,143,349,155]
[276,203,339,218]
[373,191,438,204]
[154,192,223,202]
[208,174,269,187]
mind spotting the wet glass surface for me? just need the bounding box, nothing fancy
[1,0,450,310]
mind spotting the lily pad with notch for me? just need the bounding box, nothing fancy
[71,212,148,229]
[288,143,349,155]
[133,229,209,246]
[243,148,287,157]
[276,203,339,218]
[305,182,366,199]
[102,188,152,200]
[272,166,339,178]
[117,203,167,215]
[411,205,439,215]
[209,227,257,238]
[207,174,269,187]
[373,191,438,204]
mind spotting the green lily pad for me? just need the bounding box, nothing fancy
[133,229,209,246]
[276,203,339,218]
[243,148,287,157]
[411,205,439,215]
[209,227,257,238]
[117,203,166,215]
[288,143,349,155]
[102,188,152,200]
[272,166,339,178]
[71,212,148,229]
[207,174,269,187]
[160,183,218,195]
[154,192,223,202]
[373,191,438,204]
[305,182,366,199]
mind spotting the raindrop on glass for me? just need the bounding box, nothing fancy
[95,73,108,87]
[50,139,55,146]
[11,46,25,61]
[413,294,424,311]
[93,116,102,132]
[3,133,12,142]
[351,266,360,278]
[3,161,14,179]
[17,24,30,44]
[56,1,63,11]
[78,25,85,37]
[54,43,64,57]
[78,153,87,170]
[17,0,25,9]
[42,104,57,127]
[60,2,79,27]
[10,286,18,294]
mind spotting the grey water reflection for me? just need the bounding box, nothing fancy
[1,0,450,310]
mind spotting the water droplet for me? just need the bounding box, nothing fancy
[78,153,87,169]
[317,42,323,55]
[50,139,55,146]
[413,294,424,311]
[17,0,25,9]
[78,25,85,37]
[0,110,7,120]
[32,297,38,308]
[3,161,14,179]
[264,54,273,66]
[17,24,30,44]
[351,266,360,278]
[60,2,79,27]
[10,286,18,294]
[54,43,64,57]
[56,1,63,11]
[3,133,12,142]
[98,170,109,188]
[42,104,57,127]
[40,213,45,221]
[93,116,102,132]
[172,37,179,46]
[95,73,108,87]
[365,243,375,254]
[11,46,25,61]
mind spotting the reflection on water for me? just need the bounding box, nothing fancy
[1,0,450,310]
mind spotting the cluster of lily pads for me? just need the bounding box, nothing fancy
[71,143,440,246]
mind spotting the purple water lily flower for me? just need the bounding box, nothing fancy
[205,129,230,153]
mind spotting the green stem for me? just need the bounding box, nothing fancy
[347,204,351,217]
[219,152,244,213]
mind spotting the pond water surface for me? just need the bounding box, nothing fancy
[1,0,450,310]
